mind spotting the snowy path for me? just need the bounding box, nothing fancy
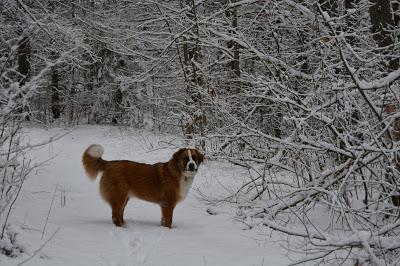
[7,126,288,266]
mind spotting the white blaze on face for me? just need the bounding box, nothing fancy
[186,150,197,171]
[180,149,198,202]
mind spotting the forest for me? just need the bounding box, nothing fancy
[1,0,400,265]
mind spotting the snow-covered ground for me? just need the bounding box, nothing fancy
[2,125,290,266]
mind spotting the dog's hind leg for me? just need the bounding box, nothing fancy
[100,178,128,227]
[120,197,129,225]
[100,174,130,227]
[110,196,127,227]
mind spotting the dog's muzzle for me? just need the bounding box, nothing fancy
[187,162,197,172]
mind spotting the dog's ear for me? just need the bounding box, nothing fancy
[196,150,204,164]
[172,148,186,161]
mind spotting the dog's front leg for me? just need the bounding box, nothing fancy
[160,202,175,228]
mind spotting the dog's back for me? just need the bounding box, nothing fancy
[100,160,174,204]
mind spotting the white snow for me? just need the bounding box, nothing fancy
[2,125,289,266]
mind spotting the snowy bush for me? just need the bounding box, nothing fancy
[0,225,25,257]
[203,2,400,265]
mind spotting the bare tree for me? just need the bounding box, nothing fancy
[0,0,81,256]
[206,1,400,264]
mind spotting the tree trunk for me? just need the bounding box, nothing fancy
[50,52,61,120]
[225,7,241,94]
[17,36,31,86]
[17,34,31,119]
[68,0,76,124]
[182,0,206,142]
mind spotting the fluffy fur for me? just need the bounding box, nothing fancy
[82,145,204,228]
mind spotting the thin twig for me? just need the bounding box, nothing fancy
[41,184,58,240]
[17,227,61,266]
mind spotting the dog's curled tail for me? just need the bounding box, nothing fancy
[82,144,107,181]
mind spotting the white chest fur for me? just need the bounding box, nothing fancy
[179,171,196,201]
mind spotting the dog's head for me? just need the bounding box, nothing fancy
[172,148,204,174]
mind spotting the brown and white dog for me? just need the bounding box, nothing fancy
[82,145,204,228]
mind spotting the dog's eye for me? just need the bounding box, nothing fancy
[192,155,197,161]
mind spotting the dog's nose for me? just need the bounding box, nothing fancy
[188,162,196,171]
